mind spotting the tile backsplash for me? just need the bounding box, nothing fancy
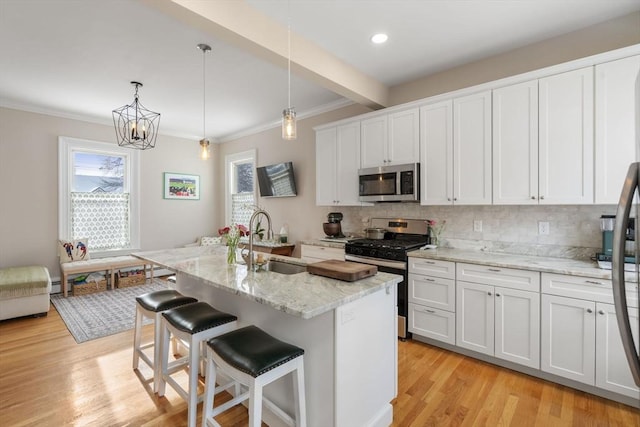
[338,204,618,260]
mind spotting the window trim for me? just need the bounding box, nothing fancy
[224,149,256,225]
[58,136,141,257]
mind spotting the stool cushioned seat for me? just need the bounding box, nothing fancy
[162,301,237,334]
[208,325,305,378]
[135,290,197,313]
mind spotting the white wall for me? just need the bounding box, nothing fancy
[0,107,218,280]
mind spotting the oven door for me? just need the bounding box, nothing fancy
[345,254,409,339]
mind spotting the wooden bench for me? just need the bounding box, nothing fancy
[60,255,151,297]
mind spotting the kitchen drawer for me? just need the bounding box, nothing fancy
[456,262,540,292]
[408,303,455,345]
[408,258,455,279]
[541,273,638,307]
[301,244,345,262]
[408,273,455,311]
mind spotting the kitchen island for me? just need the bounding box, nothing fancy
[133,245,402,427]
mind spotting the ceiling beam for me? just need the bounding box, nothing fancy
[141,0,389,109]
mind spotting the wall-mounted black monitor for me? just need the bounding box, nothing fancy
[256,161,297,197]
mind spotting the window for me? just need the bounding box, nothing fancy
[225,149,256,227]
[59,136,140,256]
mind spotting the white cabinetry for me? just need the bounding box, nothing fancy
[301,244,345,263]
[453,92,492,205]
[541,273,640,399]
[595,54,640,204]
[492,80,539,204]
[315,122,361,206]
[361,108,420,168]
[456,263,540,369]
[538,67,594,204]
[408,258,456,344]
[420,92,491,205]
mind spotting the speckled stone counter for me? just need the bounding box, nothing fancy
[133,245,400,319]
[299,239,348,249]
[407,247,636,281]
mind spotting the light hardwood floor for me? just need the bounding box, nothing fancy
[0,305,638,426]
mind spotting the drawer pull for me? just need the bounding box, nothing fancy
[426,309,435,313]
[584,280,604,285]
[423,261,436,264]
[425,278,436,282]
[488,268,501,272]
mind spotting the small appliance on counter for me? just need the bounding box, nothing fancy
[596,214,636,271]
[322,212,346,239]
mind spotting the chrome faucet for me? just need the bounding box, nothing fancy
[248,209,273,271]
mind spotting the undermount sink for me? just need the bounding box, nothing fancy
[266,260,307,275]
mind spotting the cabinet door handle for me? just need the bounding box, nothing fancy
[454,198,458,201]
[586,308,593,314]
[540,196,545,200]
[447,197,451,201]
[585,280,604,285]
[488,268,501,272]
[487,291,492,296]
[531,196,536,200]
[598,310,605,315]
[496,293,501,297]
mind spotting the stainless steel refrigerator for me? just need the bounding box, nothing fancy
[612,163,640,388]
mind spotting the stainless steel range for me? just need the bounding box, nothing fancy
[345,218,429,339]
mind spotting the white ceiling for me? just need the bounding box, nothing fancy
[0,0,638,143]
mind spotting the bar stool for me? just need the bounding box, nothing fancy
[133,290,198,392]
[202,325,306,427]
[158,302,238,427]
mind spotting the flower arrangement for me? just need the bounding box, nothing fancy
[427,219,446,246]
[218,224,249,264]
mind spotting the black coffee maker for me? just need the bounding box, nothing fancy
[323,212,345,238]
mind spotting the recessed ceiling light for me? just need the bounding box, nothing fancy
[370,33,388,44]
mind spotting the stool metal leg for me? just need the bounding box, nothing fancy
[293,358,307,427]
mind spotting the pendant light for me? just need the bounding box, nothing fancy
[282,0,296,140]
[112,81,161,150]
[197,43,212,160]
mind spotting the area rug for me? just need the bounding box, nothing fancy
[51,279,168,344]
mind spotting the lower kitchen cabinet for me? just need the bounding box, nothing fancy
[541,293,640,398]
[408,259,456,344]
[408,303,455,345]
[456,276,540,369]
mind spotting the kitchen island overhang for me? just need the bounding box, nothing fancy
[133,246,401,427]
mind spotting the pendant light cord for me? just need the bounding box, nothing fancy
[202,46,206,138]
[287,0,291,109]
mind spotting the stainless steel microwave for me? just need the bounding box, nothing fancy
[358,163,420,202]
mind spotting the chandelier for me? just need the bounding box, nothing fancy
[112,81,161,150]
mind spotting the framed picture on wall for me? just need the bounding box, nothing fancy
[163,172,200,200]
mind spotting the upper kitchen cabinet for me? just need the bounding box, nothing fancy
[539,67,594,204]
[315,122,362,206]
[360,108,420,168]
[420,92,491,205]
[453,91,492,204]
[420,100,453,205]
[595,55,640,204]
[492,80,539,205]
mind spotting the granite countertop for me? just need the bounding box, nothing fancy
[299,239,349,249]
[408,247,636,281]
[133,245,401,319]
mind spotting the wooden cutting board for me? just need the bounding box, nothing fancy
[307,260,377,282]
